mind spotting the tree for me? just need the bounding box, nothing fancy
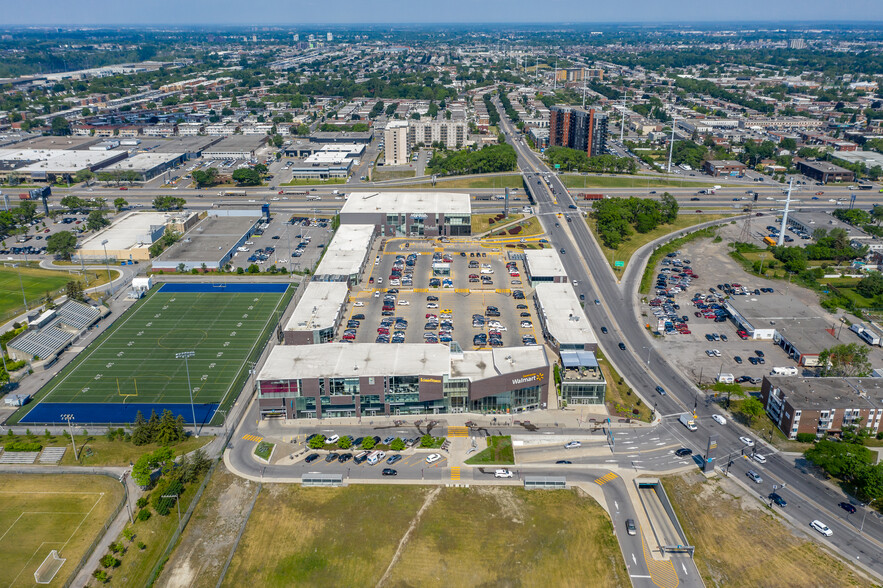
[308,434,326,449]
[153,196,186,211]
[192,167,218,187]
[65,280,84,301]
[50,116,71,136]
[857,272,883,298]
[420,435,435,448]
[390,438,405,451]
[739,397,765,424]
[154,409,183,446]
[46,231,78,260]
[337,436,352,449]
[131,411,151,445]
[60,195,87,211]
[113,198,128,212]
[360,436,376,450]
[818,343,872,377]
[86,210,110,232]
[232,168,262,186]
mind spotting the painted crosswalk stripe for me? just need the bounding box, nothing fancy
[594,472,618,485]
[242,434,263,443]
[450,467,461,480]
[447,426,468,438]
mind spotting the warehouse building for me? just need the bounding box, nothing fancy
[313,224,376,284]
[202,135,267,159]
[0,148,127,184]
[339,191,472,237]
[310,131,373,144]
[101,152,186,181]
[256,343,550,419]
[76,211,199,262]
[282,282,349,345]
[761,376,883,440]
[151,213,262,272]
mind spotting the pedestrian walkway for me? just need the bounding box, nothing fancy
[0,451,39,464]
[450,466,461,481]
[242,434,263,443]
[447,426,468,438]
[39,447,66,463]
[594,471,618,485]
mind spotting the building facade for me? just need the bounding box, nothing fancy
[548,105,607,157]
[384,121,409,166]
[408,120,467,149]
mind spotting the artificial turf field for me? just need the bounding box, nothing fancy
[16,283,291,426]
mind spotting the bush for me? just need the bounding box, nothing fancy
[4,441,42,452]
[136,508,151,522]
[307,434,326,449]
[390,438,405,451]
[93,569,109,583]
[136,497,148,509]
[337,436,352,449]
[100,554,120,569]
[137,541,146,551]
[361,436,376,450]
[420,434,435,448]
[796,433,816,443]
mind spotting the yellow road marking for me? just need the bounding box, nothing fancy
[594,471,618,485]
[242,434,263,443]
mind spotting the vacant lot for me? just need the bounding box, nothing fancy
[561,174,722,189]
[663,473,868,588]
[0,474,123,588]
[472,213,524,234]
[372,169,416,182]
[465,435,514,465]
[484,216,544,240]
[0,432,211,466]
[222,485,627,587]
[397,174,524,190]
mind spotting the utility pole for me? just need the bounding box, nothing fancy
[176,351,198,437]
[101,239,114,296]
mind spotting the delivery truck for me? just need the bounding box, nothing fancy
[679,413,698,432]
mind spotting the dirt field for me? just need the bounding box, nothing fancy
[156,464,259,588]
[220,485,628,587]
[663,472,869,588]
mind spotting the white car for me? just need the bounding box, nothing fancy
[810,520,833,537]
[425,453,442,464]
[746,470,763,484]
[712,414,727,425]
[712,349,721,357]
[398,300,410,306]
[752,453,767,464]
[427,303,439,309]
[494,469,514,478]
[325,434,340,444]
[354,301,365,307]
[740,436,754,447]
[564,441,581,449]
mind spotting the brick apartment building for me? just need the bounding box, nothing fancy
[548,105,607,157]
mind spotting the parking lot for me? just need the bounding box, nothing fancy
[340,244,539,349]
[228,213,332,272]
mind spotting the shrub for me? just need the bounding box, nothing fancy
[122,527,135,542]
[136,508,151,522]
[796,433,816,443]
[4,441,42,452]
[137,541,146,550]
[136,497,148,509]
[109,541,125,555]
[100,554,120,568]
[420,434,434,448]
[390,438,405,451]
[93,569,109,583]
[361,436,376,450]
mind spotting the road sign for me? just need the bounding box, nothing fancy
[614,261,624,267]
[554,164,560,169]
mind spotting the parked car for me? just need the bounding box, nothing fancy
[304,453,320,463]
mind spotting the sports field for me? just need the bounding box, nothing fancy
[16,283,291,426]
[0,474,124,588]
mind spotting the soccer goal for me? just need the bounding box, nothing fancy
[34,550,65,584]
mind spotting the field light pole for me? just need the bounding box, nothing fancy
[61,413,78,460]
[12,263,28,311]
[101,239,113,296]
[176,351,198,438]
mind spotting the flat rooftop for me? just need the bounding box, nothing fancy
[310,131,373,142]
[153,136,220,153]
[314,224,375,277]
[534,283,597,346]
[727,294,826,323]
[202,135,266,154]
[103,152,185,172]
[524,249,567,278]
[789,212,868,239]
[258,343,451,381]
[340,191,472,215]
[832,150,883,169]
[798,159,852,174]
[0,148,127,172]
[79,211,183,252]
[450,346,548,381]
[11,136,99,150]
[766,376,883,410]
[154,214,258,264]
[284,282,349,332]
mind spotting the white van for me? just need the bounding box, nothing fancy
[717,373,735,384]
[366,450,386,465]
[771,367,798,376]
[480,268,494,275]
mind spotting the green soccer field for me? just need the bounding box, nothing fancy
[16,285,291,425]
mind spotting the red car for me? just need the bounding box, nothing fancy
[342,333,356,340]
[377,327,390,334]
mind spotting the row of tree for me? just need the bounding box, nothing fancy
[131,409,187,446]
[544,147,638,174]
[592,195,679,249]
[805,438,883,502]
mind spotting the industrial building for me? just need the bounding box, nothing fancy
[310,131,373,144]
[384,121,409,166]
[761,376,883,440]
[796,159,855,184]
[548,106,607,157]
[339,191,472,237]
[313,224,377,284]
[282,282,349,345]
[0,148,128,183]
[201,135,267,159]
[523,249,568,285]
[101,152,186,181]
[151,213,263,272]
[256,343,550,419]
[76,211,199,262]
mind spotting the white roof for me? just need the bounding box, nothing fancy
[534,283,598,346]
[0,148,128,173]
[258,343,451,380]
[78,211,178,252]
[340,191,471,215]
[450,346,549,381]
[284,282,349,332]
[524,249,567,279]
[304,151,350,165]
[103,152,185,172]
[314,225,374,277]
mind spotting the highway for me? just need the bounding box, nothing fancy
[493,99,883,580]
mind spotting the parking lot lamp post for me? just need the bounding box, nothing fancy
[861,498,877,534]
[176,351,198,437]
[101,239,113,296]
[61,413,78,460]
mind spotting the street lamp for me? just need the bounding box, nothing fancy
[61,413,78,460]
[11,263,28,312]
[176,351,198,437]
[101,239,113,296]
[861,498,878,534]
[642,346,651,366]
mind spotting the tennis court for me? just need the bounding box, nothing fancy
[17,283,292,426]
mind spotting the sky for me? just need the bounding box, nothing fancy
[4,0,883,26]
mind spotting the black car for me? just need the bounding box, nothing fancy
[555,460,572,464]
[382,468,398,476]
[427,295,439,301]
[839,501,857,514]
[655,386,666,396]
[768,492,787,507]
[338,453,353,463]
[560,248,566,254]
[353,437,364,446]
[304,453,320,463]
[618,342,626,350]
[600,326,608,334]
[675,448,693,457]
[352,314,365,320]
[325,453,339,462]
[755,350,765,358]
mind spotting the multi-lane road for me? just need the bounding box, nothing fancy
[493,99,883,580]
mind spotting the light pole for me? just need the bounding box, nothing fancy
[642,346,651,366]
[861,498,877,534]
[12,263,28,311]
[101,239,113,296]
[176,351,198,437]
[61,413,78,460]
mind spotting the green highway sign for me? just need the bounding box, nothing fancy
[554,164,560,169]
[614,261,625,267]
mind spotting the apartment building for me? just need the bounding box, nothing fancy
[384,121,409,166]
[549,105,608,157]
[408,120,467,149]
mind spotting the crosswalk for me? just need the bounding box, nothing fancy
[450,466,461,481]
[594,472,618,485]
[447,426,468,438]
[242,434,263,443]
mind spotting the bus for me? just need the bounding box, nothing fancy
[763,236,777,247]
